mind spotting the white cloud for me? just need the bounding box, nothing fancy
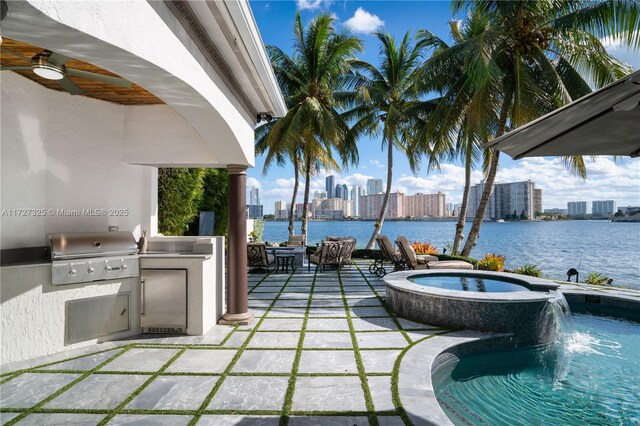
[343,7,383,34]
[600,36,640,70]
[369,159,386,169]
[246,177,262,190]
[296,0,332,11]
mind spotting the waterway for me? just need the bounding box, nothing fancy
[262,220,640,288]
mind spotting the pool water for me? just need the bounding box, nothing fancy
[434,309,640,425]
[408,274,530,292]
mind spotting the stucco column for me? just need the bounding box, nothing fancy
[219,165,254,325]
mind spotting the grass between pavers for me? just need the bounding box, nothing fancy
[352,264,412,344]
[337,269,380,426]
[2,262,452,425]
[280,268,317,425]
[3,345,135,426]
[96,346,190,425]
[186,268,298,426]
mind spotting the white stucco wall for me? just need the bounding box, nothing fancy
[0,264,140,364]
[0,72,222,249]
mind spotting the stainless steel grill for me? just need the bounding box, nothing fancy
[48,231,139,286]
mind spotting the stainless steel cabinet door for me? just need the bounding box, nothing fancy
[140,269,187,330]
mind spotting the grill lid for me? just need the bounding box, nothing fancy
[49,231,138,260]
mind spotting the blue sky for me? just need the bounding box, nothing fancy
[247,0,640,213]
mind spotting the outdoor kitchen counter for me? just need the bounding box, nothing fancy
[1,260,51,269]
[139,252,213,259]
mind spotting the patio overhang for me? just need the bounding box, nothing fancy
[487,70,640,159]
[1,0,286,167]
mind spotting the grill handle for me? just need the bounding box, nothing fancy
[140,278,145,316]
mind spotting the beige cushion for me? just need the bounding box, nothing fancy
[427,260,473,270]
[417,254,438,263]
[396,236,418,267]
[309,254,321,264]
[266,253,275,264]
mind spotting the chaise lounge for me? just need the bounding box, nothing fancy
[370,235,406,276]
[396,236,473,270]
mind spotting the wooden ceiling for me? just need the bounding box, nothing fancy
[0,38,163,105]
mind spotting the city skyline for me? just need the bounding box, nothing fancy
[250,165,638,215]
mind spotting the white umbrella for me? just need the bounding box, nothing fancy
[487,70,640,158]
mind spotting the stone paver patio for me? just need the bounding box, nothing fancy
[0,261,450,425]
[3,260,635,425]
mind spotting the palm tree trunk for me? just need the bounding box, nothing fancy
[452,145,472,255]
[301,153,312,242]
[366,140,393,249]
[288,157,299,236]
[461,93,512,257]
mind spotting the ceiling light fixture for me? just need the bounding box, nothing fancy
[31,58,64,80]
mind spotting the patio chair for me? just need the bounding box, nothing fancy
[339,237,356,268]
[396,236,473,270]
[308,240,343,272]
[287,235,305,247]
[247,242,275,272]
[369,236,405,277]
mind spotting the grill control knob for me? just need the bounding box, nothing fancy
[87,262,95,274]
[120,259,127,270]
[68,263,77,277]
[104,260,112,272]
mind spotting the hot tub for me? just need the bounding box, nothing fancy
[384,270,561,346]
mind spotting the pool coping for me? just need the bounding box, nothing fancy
[385,270,559,303]
[398,330,513,426]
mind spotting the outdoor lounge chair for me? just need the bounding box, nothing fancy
[396,236,473,270]
[338,237,356,267]
[247,242,275,272]
[308,240,343,272]
[369,235,405,277]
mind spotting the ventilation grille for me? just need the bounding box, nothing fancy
[143,327,185,334]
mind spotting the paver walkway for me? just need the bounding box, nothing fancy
[0,261,449,426]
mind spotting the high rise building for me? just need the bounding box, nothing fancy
[592,200,616,216]
[567,201,590,216]
[247,205,263,219]
[312,198,353,219]
[360,192,405,219]
[534,189,542,215]
[366,178,383,195]
[274,200,288,220]
[325,175,335,199]
[467,180,538,220]
[314,191,327,200]
[249,187,260,205]
[351,185,364,217]
[335,183,348,200]
[405,192,446,218]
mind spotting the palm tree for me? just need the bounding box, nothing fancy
[255,122,301,236]
[345,32,430,249]
[262,13,361,241]
[419,0,637,257]
[416,12,493,255]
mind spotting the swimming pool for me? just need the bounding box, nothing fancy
[408,274,530,292]
[433,308,640,425]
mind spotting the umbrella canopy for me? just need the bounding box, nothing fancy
[487,71,640,159]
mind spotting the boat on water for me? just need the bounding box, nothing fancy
[496,219,506,223]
